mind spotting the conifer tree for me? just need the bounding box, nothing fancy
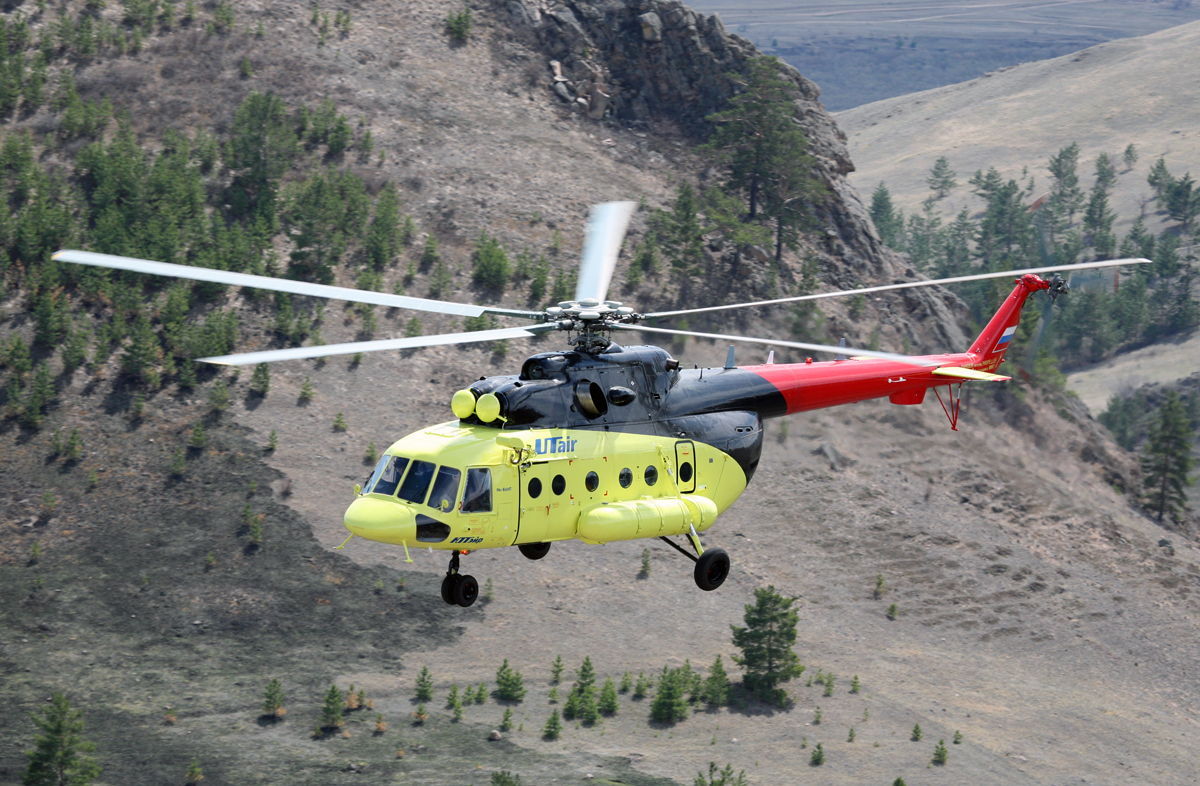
[730,585,804,705]
[598,677,619,716]
[649,665,690,723]
[496,659,526,702]
[869,182,904,249]
[694,762,748,786]
[320,685,343,728]
[249,363,270,396]
[702,655,730,707]
[550,655,563,684]
[926,156,957,198]
[541,708,562,740]
[261,678,285,717]
[705,56,808,220]
[22,693,101,786]
[366,182,402,270]
[1141,391,1195,522]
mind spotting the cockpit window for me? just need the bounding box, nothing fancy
[363,455,390,494]
[427,466,462,513]
[398,460,436,503]
[370,456,410,496]
[461,468,492,513]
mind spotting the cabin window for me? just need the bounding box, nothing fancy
[371,456,410,496]
[619,467,633,488]
[363,455,390,494]
[644,465,658,486]
[398,460,436,503]
[679,461,693,484]
[552,474,566,495]
[528,477,543,499]
[428,466,462,513]
[585,471,599,492]
[461,468,492,513]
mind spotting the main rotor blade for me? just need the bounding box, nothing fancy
[199,324,560,366]
[52,250,543,320]
[643,258,1152,319]
[610,324,934,367]
[575,201,636,303]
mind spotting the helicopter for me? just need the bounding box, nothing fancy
[52,202,1150,607]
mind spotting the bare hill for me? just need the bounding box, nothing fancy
[835,19,1200,239]
[3,1,1200,785]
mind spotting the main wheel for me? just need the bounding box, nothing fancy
[454,574,479,607]
[440,574,460,605]
[518,542,551,560]
[694,548,730,591]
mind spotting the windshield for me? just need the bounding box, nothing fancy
[428,466,462,513]
[363,455,390,494]
[371,456,409,496]
[398,460,436,503]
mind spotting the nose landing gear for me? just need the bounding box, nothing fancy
[440,551,479,607]
[658,530,731,591]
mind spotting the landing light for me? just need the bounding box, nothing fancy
[451,389,476,419]
[476,392,503,423]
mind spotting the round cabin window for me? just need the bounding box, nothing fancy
[619,468,633,488]
[552,474,566,495]
[680,462,693,484]
[528,477,542,499]
[585,471,600,492]
[644,465,658,486]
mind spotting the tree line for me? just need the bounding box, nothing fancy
[870,145,1199,370]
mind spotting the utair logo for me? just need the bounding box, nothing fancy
[534,436,578,455]
[451,537,484,544]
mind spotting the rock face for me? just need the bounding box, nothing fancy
[498,0,888,276]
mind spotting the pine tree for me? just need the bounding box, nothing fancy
[926,156,957,198]
[249,363,270,396]
[730,585,804,705]
[566,657,599,724]
[598,677,619,716]
[911,723,923,741]
[932,739,949,765]
[704,56,812,221]
[320,685,344,728]
[185,758,203,784]
[23,693,101,786]
[694,762,748,786]
[1094,152,1117,192]
[702,655,730,707]
[649,665,690,723]
[1141,391,1195,522]
[809,742,824,766]
[261,678,285,717]
[495,659,526,702]
[550,655,563,684]
[366,182,402,270]
[869,182,905,249]
[633,671,651,699]
[541,708,562,739]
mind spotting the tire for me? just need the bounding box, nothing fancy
[440,574,460,605]
[518,542,551,561]
[454,574,479,607]
[694,548,730,591]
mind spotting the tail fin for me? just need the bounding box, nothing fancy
[966,274,1049,371]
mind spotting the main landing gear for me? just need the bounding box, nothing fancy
[440,551,479,608]
[659,529,730,591]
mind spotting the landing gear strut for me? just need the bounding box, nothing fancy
[658,533,730,592]
[440,551,479,607]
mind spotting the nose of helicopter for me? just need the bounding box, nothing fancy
[343,497,417,546]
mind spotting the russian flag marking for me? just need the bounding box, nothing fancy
[994,325,1017,351]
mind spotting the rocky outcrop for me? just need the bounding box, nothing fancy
[497,0,889,276]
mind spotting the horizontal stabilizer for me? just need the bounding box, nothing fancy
[933,367,1011,382]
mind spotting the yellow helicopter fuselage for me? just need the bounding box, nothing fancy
[342,421,748,553]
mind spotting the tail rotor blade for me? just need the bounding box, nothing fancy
[575,201,636,304]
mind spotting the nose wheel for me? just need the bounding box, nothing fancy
[441,551,479,607]
[658,533,731,591]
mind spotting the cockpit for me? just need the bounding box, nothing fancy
[360,454,492,541]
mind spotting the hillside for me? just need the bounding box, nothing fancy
[687,0,1200,110]
[3,1,1200,785]
[835,19,1200,239]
